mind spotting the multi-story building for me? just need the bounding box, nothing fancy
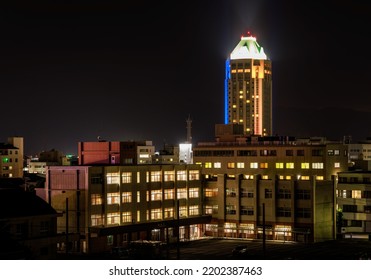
[0,186,59,259]
[78,140,155,165]
[0,137,24,178]
[225,33,272,136]
[348,139,371,161]
[45,164,210,254]
[337,167,371,239]
[193,127,349,242]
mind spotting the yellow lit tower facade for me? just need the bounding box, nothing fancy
[225,33,272,136]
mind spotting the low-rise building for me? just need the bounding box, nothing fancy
[337,167,371,239]
[45,164,210,254]
[0,187,59,259]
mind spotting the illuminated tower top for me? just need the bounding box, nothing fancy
[230,35,267,60]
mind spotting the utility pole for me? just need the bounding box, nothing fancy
[65,197,69,255]
[262,203,266,259]
[176,199,180,259]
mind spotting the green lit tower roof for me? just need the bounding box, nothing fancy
[230,35,267,60]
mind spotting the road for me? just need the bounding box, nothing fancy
[164,238,371,260]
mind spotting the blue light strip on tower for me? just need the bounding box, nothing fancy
[224,59,230,124]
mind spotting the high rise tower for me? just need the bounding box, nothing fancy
[225,33,272,136]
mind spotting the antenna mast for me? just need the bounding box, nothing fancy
[186,114,192,144]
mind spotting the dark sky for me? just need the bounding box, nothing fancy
[1,0,371,155]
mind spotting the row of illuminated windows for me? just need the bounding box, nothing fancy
[337,190,371,199]
[195,149,345,157]
[207,224,292,236]
[205,174,324,181]
[92,188,200,205]
[201,162,338,169]
[103,170,200,185]
[91,205,200,226]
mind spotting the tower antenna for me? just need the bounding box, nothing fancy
[186,114,192,144]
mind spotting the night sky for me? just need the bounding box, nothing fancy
[1,1,371,155]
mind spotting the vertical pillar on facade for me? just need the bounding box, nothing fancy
[254,174,261,239]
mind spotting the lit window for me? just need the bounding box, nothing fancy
[301,163,310,169]
[334,162,340,168]
[106,172,120,184]
[122,212,132,223]
[177,188,187,199]
[179,206,187,217]
[301,176,310,180]
[121,172,132,183]
[150,209,162,220]
[204,162,212,168]
[107,212,120,225]
[312,162,324,169]
[250,162,258,169]
[151,190,162,201]
[214,162,222,168]
[107,192,120,204]
[122,192,132,203]
[189,205,199,216]
[91,214,104,226]
[164,189,174,200]
[189,170,200,180]
[260,162,268,169]
[177,170,187,181]
[164,208,174,218]
[316,176,324,180]
[237,162,245,168]
[151,171,162,182]
[164,171,175,181]
[91,194,102,205]
[286,163,294,169]
[137,172,140,183]
[189,188,199,198]
[205,188,218,197]
[276,162,284,169]
[227,162,235,169]
[352,190,361,199]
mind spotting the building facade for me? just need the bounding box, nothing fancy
[45,164,210,254]
[337,170,371,239]
[0,137,24,178]
[193,134,349,242]
[225,34,272,136]
[78,140,155,165]
[0,187,58,259]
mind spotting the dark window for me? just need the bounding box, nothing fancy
[295,190,311,200]
[277,207,291,217]
[350,220,362,227]
[237,150,258,156]
[312,149,323,156]
[240,206,254,215]
[297,150,305,156]
[286,150,293,156]
[363,191,371,199]
[277,189,291,199]
[265,189,272,198]
[295,208,311,218]
[342,205,357,213]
